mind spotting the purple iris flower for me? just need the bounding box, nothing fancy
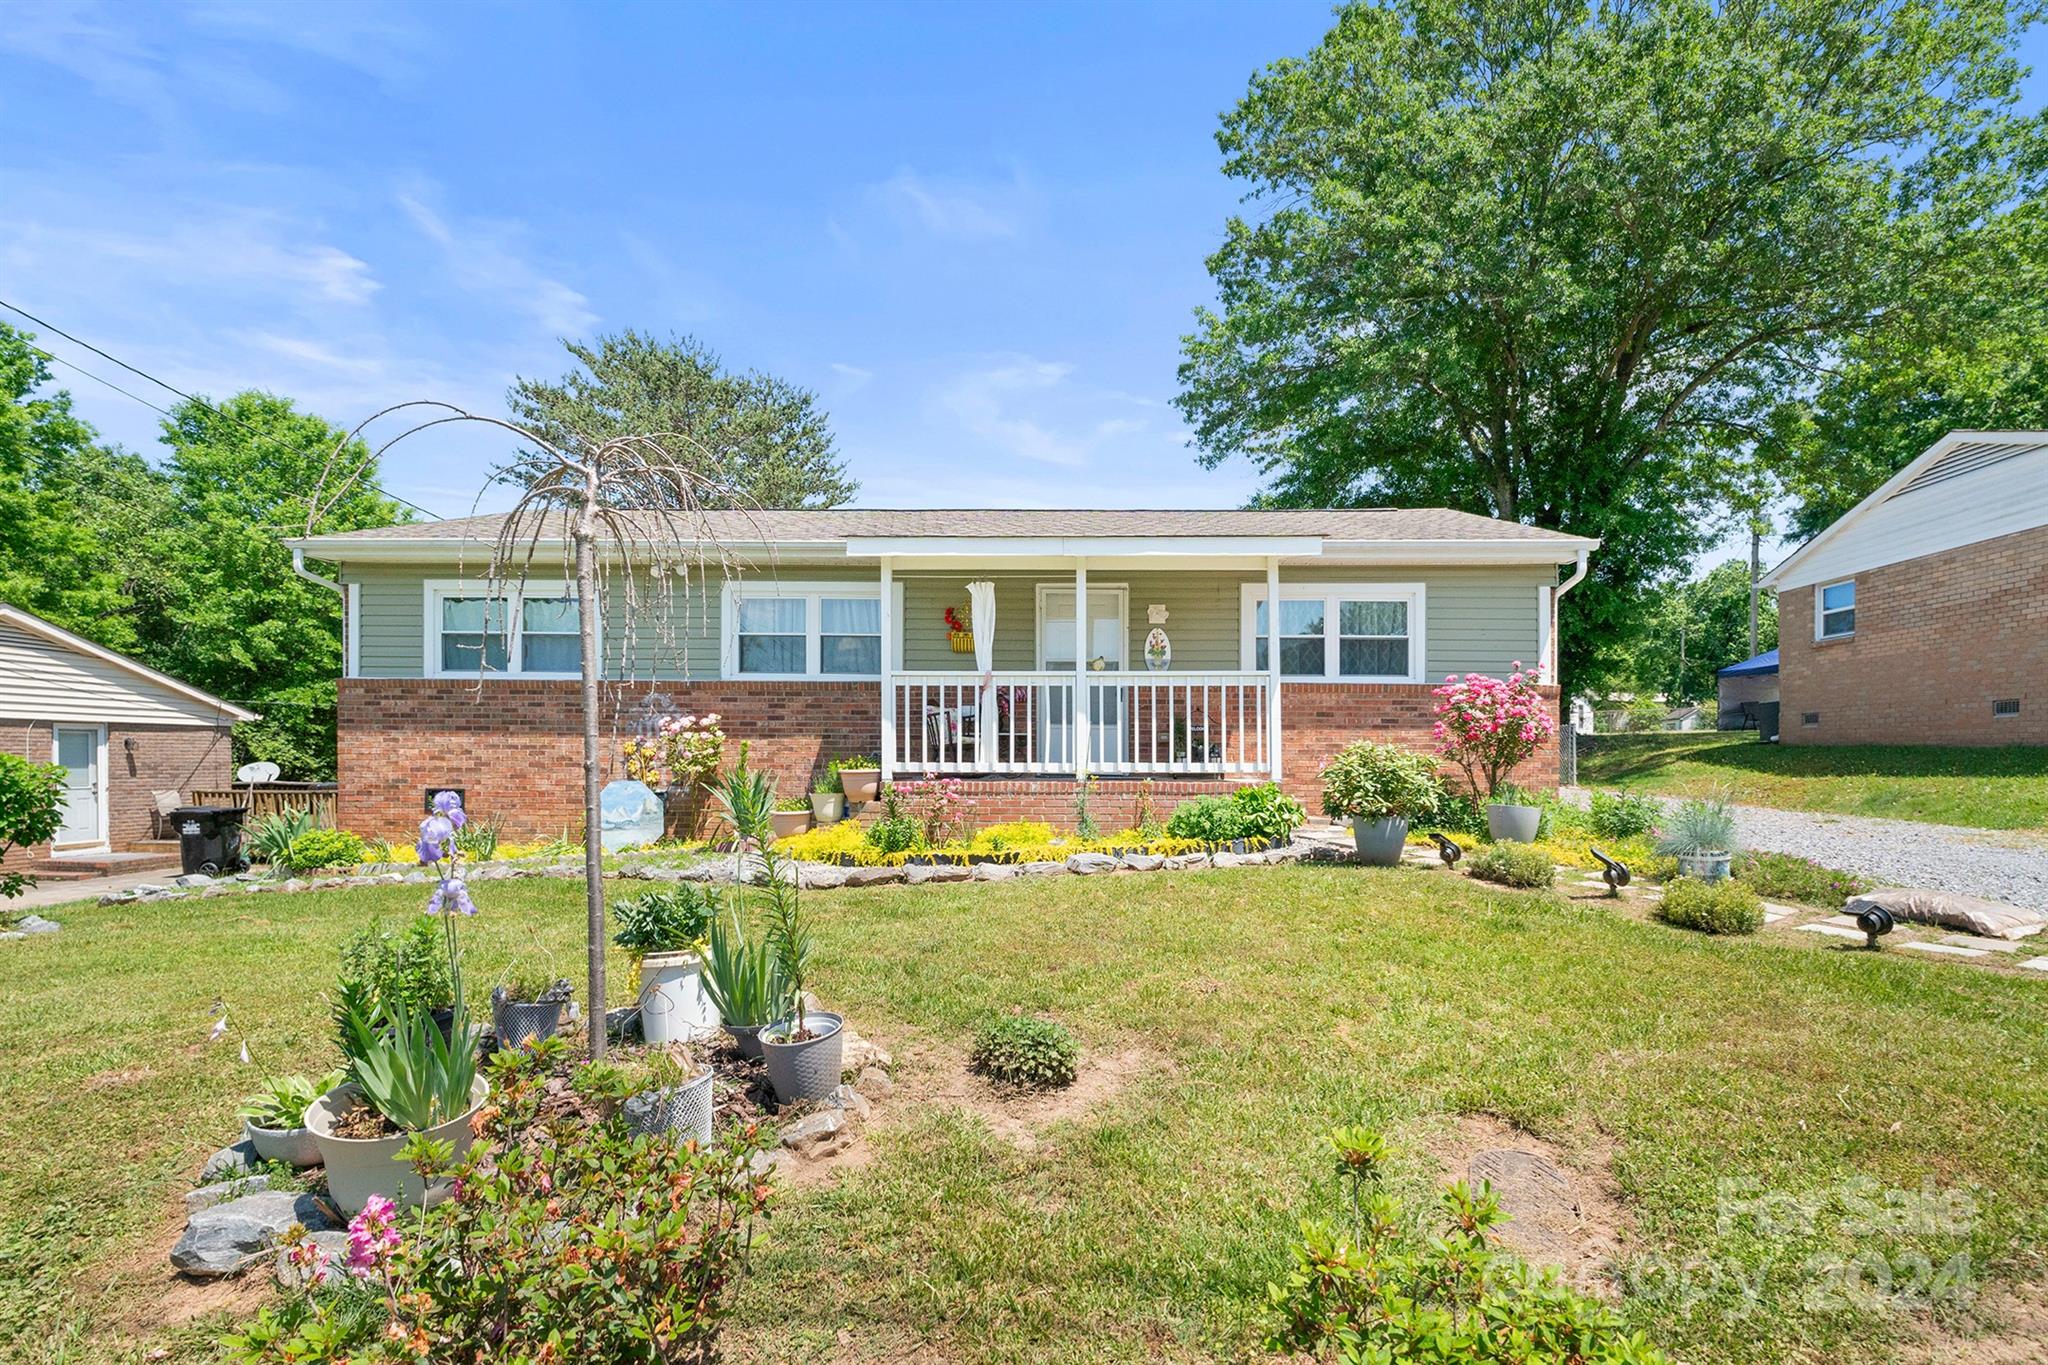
[431,791,468,830]
[417,813,455,864]
[426,876,476,916]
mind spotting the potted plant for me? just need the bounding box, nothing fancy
[614,885,717,1045]
[1655,794,1739,882]
[619,1044,715,1144]
[624,712,726,839]
[339,917,456,1041]
[238,1071,346,1168]
[1320,741,1444,866]
[699,906,791,1057]
[810,771,846,826]
[1431,665,1556,843]
[770,796,812,841]
[836,755,882,805]
[307,791,488,1214]
[490,973,572,1049]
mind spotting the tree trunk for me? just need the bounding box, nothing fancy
[575,485,606,1060]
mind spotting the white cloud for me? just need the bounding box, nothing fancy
[828,362,874,394]
[928,356,1159,470]
[865,166,1036,241]
[397,187,597,335]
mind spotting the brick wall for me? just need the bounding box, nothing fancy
[2,720,233,868]
[1276,681,1561,808]
[1779,522,2047,746]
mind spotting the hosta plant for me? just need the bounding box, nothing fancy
[240,1072,347,1131]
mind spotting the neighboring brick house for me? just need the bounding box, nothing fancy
[287,509,1596,837]
[1,604,257,875]
[1761,431,2048,747]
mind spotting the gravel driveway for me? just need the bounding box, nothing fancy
[1562,789,2048,910]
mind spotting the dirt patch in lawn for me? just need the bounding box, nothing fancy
[1417,1112,1632,1298]
[912,1042,1163,1152]
[1909,1277,2048,1363]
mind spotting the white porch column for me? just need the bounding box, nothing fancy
[1266,555,1283,783]
[1072,560,1089,781]
[879,556,896,783]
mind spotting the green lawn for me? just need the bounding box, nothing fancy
[1578,731,2048,830]
[5,868,2047,1364]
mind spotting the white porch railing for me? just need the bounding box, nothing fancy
[889,670,1271,777]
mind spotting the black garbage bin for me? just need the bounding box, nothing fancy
[170,805,249,876]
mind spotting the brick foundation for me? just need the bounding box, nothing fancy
[1779,523,2047,747]
[2,720,234,869]
[339,678,1562,837]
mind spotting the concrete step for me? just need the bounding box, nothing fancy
[31,850,182,877]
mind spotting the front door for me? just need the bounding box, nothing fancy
[53,726,102,847]
[1037,587,1127,767]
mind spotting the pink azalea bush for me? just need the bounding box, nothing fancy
[1430,664,1555,798]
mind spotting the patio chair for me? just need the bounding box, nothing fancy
[151,789,183,839]
[1738,701,1762,731]
[923,702,979,764]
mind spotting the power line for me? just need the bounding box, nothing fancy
[0,296,446,523]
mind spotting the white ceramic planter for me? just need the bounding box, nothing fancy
[244,1119,321,1169]
[1487,802,1542,843]
[1676,851,1732,883]
[811,791,846,825]
[305,1077,489,1215]
[769,809,811,840]
[638,950,720,1045]
[838,768,881,804]
[1350,816,1408,866]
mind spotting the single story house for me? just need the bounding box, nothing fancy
[0,603,258,874]
[1761,430,2047,746]
[284,509,1598,836]
[1715,649,1778,731]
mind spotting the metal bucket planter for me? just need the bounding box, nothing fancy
[491,997,564,1050]
[1676,851,1733,883]
[762,1011,844,1105]
[839,768,881,804]
[623,1068,715,1144]
[244,1119,321,1169]
[722,1022,767,1058]
[811,791,845,825]
[1486,803,1542,843]
[306,1077,489,1215]
[638,951,720,1046]
[1350,816,1409,867]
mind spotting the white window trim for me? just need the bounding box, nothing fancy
[1238,582,1427,683]
[423,579,593,680]
[720,580,904,680]
[1815,578,1856,642]
[1032,582,1130,670]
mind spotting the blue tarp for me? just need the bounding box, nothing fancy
[1717,648,1779,678]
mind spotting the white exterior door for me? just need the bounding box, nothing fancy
[1036,588,1127,767]
[53,726,103,846]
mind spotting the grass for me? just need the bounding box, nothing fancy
[6,868,2048,1364]
[1579,731,2048,830]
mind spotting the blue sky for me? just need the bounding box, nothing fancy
[1,1,2042,569]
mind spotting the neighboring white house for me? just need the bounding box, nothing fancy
[0,604,257,872]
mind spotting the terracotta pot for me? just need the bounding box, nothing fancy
[306,1077,489,1214]
[770,809,812,840]
[838,768,881,803]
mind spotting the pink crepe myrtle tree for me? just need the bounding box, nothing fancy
[1430,664,1556,799]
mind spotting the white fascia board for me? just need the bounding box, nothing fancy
[0,606,261,722]
[1318,537,1598,564]
[282,537,851,564]
[841,535,1326,559]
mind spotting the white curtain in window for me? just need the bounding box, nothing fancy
[967,580,996,767]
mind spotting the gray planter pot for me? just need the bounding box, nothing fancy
[723,1022,766,1058]
[811,791,845,825]
[1676,851,1733,883]
[306,1077,488,1214]
[244,1119,321,1169]
[1350,816,1409,866]
[761,1010,844,1105]
[623,1067,715,1144]
[1487,802,1542,843]
[492,997,564,1049]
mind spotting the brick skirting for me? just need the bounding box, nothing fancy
[337,678,1562,837]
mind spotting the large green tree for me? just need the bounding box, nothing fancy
[1177,0,2044,691]
[506,331,855,507]
[1627,560,1778,705]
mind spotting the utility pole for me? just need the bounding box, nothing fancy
[1748,519,1762,658]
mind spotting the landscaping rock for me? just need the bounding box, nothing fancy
[1119,853,1164,872]
[842,864,902,887]
[746,1147,783,1178]
[1163,853,1208,870]
[16,914,60,934]
[185,1173,271,1212]
[0,931,24,941]
[1210,851,1248,868]
[840,1028,891,1072]
[199,1138,261,1182]
[779,1109,847,1158]
[800,863,850,890]
[971,862,1019,882]
[854,1066,894,1101]
[1019,860,1066,876]
[677,862,717,882]
[1066,853,1118,875]
[832,1083,873,1121]
[273,1230,350,1290]
[172,872,215,889]
[171,1190,339,1277]
[906,862,972,884]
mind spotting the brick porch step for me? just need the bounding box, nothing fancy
[30,849,182,877]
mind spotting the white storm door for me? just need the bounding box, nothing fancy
[1036,588,1128,767]
[53,726,103,846]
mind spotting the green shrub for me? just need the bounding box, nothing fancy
[1467,842,1556,889]
[1429,790,1489,837]
[340,918,455,1017]
[969,1015,1079,1089]
[278,827,366,872]
[1231,782,1306,842]
[1166,794,1247,843]
[1734,851,1871,907]
[1319,742,1444,822]
[611,884,715,956]
[864,783,924,854]
[1657,876,1764,935]
[1589,789,1662,840]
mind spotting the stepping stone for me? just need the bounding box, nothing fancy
[171,1190,339,1277]
[2018,957,2048,973]
[1899,941,1991,958]
[1942,934,2020,953]
[1799,924,1867,941]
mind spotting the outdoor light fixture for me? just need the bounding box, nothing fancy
[1429,832,1462,868]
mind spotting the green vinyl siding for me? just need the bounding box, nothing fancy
[343,561,1554,682]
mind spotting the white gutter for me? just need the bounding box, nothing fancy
[292,548,356,679]
[1544,548,1590,685]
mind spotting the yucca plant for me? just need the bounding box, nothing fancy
[337,992,480,1132]
[699,908,791,1028]
[247,808,315,869]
